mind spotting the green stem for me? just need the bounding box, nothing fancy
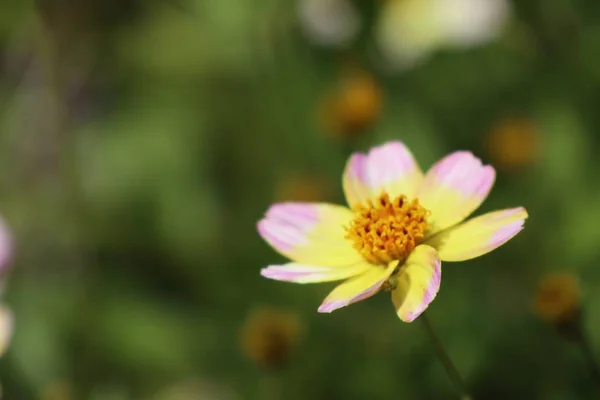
[258,371,282,400]
[421,313,472,400]
[579,329,600,387]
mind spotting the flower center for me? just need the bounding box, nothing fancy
[345,193,430,265]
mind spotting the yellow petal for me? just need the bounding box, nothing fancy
[258,202,361,266]
[343,141,423,208]
[318,260,399,313]
[426,207,528,262]
[391,245,441,322]
[418,151,495,234]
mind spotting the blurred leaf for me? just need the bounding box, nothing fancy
[535,100,590,195]
[92,290,195,376]
[118,0,261,78]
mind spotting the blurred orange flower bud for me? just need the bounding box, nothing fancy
[240,307,303,370]
[319,70,383,139]
[534,272,582,339]
[485,117,539,172]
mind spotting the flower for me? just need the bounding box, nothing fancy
[298,0,361,48]
[435,0,511,49]
[375,0,510,70]
[0,305,13,357]
[0,216,12,274]
[319,69,382,138]
[240,307,303,369]
[533,272,581,326]
[257,141,528,322]
[485,117,539,172]
[375,0,446,70]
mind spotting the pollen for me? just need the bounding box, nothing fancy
[345,193,430,265]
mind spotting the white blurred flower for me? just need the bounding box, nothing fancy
[298,0,361,48]
[434,0,511,48]
[375,0,511,71]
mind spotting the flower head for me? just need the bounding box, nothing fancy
[240,307,303,369]
[0,216,12,274]
[319,69,382,139]
[485,117,539,172]
[257,141,528,322]
[0,305,13,357]
[375,0,510,70]
[298,0,361,48]
[534,272,581,326]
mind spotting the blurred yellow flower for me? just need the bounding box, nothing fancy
[319,69,383,139]
[485,117,539,171]
[274,174,333,203]
[240,307,303,369]
[376,0,445,69]
[534,272,581,325]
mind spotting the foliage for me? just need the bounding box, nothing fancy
[1,0,600,398]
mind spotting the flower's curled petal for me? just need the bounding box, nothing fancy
[318,260,399,313]
[260,262,370,284]
[426,207,528,262]
[342,153,369,208]
[418,151,495,233]
[257,203,361,266]
[343,141,423,208]
[391,245,441,322]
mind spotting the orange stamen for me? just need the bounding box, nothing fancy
[345,193,430,265]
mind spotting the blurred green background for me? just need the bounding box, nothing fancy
[1,0,600,398]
